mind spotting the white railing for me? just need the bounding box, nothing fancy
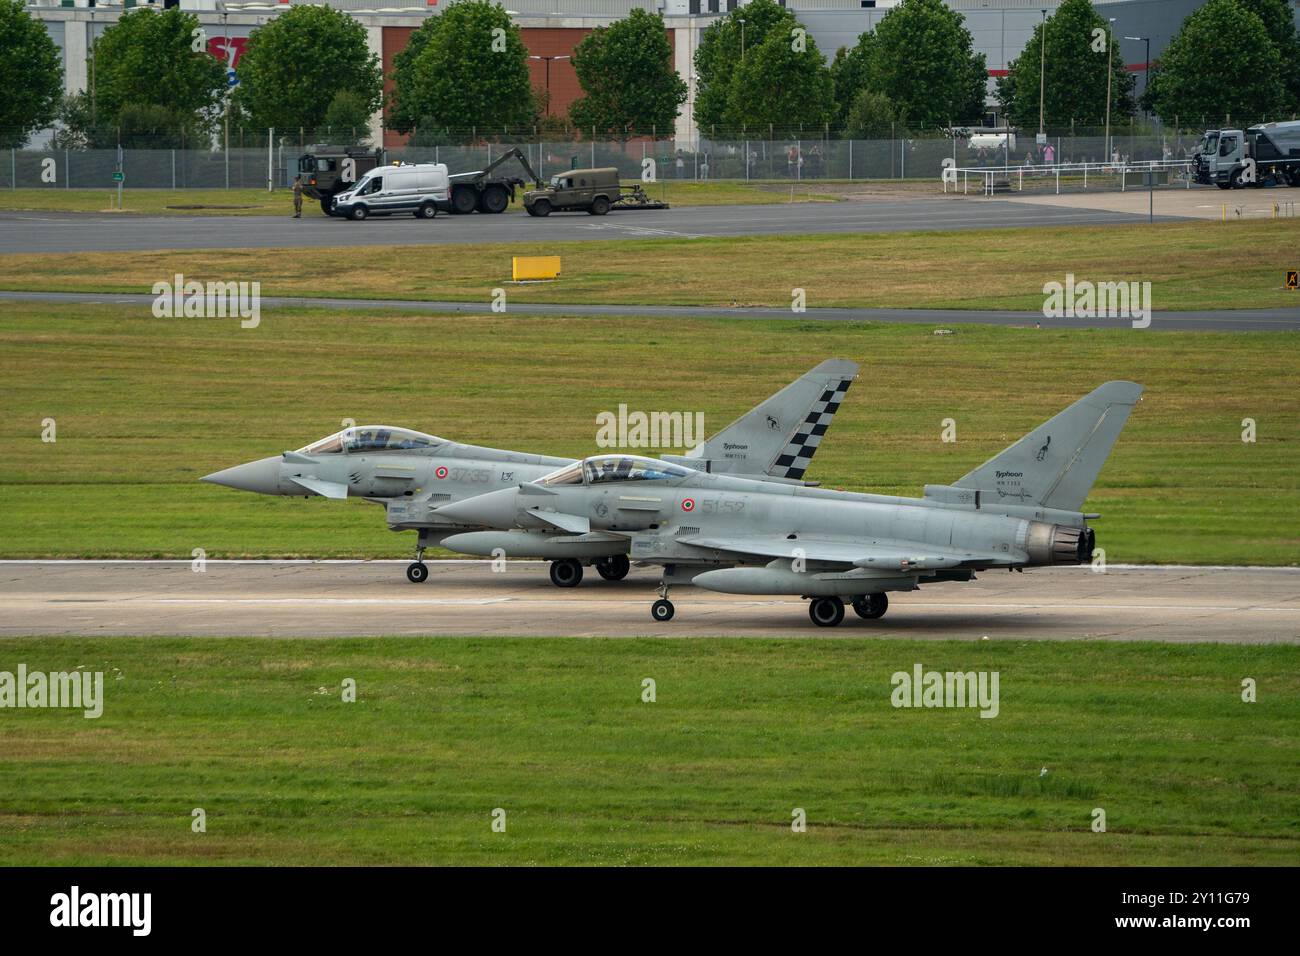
[946,159,1196,196]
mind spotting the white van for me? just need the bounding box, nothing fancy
[967,131,1017,153]
[332,163,451,221]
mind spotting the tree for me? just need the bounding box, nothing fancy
[693,0,797,133]
[84,7,225,144]
[1150,0,1286,125]
[569,9,685,137]
[829,32,875,127]
[1234,0,1300,112]
[234,5,382,136]
[869,0,986,129]
[388,1,534,138]
[845,89,905,138]
[995,0,1135,129]
[0,0,63,148]
[323,90,374,145]
[725,26,835,133]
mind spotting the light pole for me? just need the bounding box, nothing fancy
[89,10,96,130]
[739,18,746,61]
[1038,10,1047,143]
[1104,17,1116,164]
[529,55,570,117]
[219,1,230,188]
[1124,35,1150,117]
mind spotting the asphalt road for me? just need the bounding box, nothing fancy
[3,561,1297,642]
[0,198,1185,254]
[4,289,1295,331]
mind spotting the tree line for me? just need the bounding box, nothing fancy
[2,0,1297,150]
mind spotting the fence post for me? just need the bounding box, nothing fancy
[745,139,749,182]
[267,128,273,192]
[849,139,853,180]
[10,149,14,190]
[66,148,70,189]
[171,149,176,190]
[901,139,905,179]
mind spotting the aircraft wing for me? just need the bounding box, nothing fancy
[676,534,1012,570]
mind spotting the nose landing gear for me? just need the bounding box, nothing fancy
[406,532,429,583]
[650,581,674,622]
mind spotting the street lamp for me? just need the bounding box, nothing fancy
[1124,35,1151,116]
[739,18,746,61]
[1037,10,1047,144]
[1104,17,1116,163]
[529,55,571,117]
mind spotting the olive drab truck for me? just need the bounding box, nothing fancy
[298,145,385,216]
[522,167,669,217]
[1194,121,1300,189]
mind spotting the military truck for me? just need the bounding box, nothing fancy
[447,146,545,214]
[297,144,385,216]
[523,167,669,216]
[1194,121,1300,189]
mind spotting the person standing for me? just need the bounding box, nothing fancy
[292,174,303,218]
[1044,142,1055,165]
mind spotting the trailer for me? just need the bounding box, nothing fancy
[1194,121,1300,189]
[448,147,545,214]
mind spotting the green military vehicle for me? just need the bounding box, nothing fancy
[523,167,668,217]
[298,145,385,216]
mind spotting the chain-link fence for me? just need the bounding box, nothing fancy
[3,131,1214,191]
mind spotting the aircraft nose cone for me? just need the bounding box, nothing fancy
[201,456,284,495]
[434,487,518,528]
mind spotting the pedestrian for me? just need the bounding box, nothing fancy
[292,174,303,218]
[1044,142,1055,165]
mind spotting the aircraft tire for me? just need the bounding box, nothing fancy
[651,599,675,622]
[406,562,429,584]
[852,593,889,620]
[809,596,845,627]
[596,554,630,581]
[549,559,583,588]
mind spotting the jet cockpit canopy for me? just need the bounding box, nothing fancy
[538,454,691,487]
[297,425,443,455]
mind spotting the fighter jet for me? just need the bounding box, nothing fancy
[431,382,1143,625]
[200,359,859,586]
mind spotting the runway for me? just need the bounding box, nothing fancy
[4,290,1294,331]
[0,197,1182,254]
[2,561,1297,642]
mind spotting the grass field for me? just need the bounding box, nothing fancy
[0,637,1294,866]
[0,220,1295,312]
[1,302,1296,563]
[0,181,840,217]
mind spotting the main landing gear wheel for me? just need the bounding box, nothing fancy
[549,558,583,588]
[406,562,428,584]
[596,554,630,581]
[651,599,675,622]
[809,596,845,627]
[852,593,888,620]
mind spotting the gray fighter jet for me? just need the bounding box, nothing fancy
[431,382,1143,625]
[201,360,859,586]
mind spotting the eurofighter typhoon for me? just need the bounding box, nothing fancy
[200,360,858,587]
[432,382,1143,625]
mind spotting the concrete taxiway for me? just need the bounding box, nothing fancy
[0,197,1182,254]
[4,290,1295,331]
[1,561,1296,642]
